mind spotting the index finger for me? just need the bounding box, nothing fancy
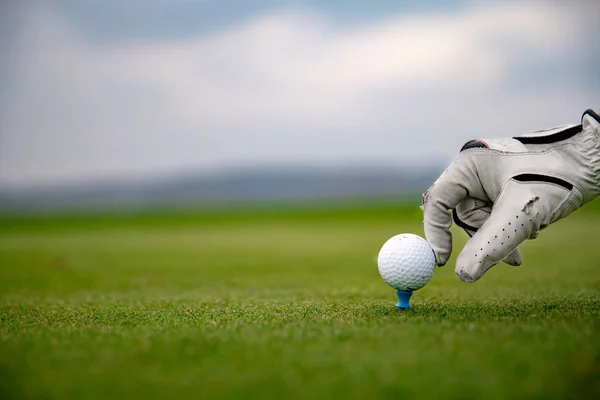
[422,156,476,266]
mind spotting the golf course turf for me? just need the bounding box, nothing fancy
[1,198,599,399]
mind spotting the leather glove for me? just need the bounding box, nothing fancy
[422,109,600,282]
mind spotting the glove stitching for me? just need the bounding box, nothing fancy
[464,143,573,157]
[508,173,584,194]
[508,178,573,192]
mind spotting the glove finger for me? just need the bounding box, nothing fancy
[422,156,476,266]
[454,197,492,234]
[503,248,523,266]
[454,178,573,283]
[453,197,523,266]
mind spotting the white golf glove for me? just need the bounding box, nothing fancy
[422,109,600,282]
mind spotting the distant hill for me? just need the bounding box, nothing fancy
[0,165,442,212]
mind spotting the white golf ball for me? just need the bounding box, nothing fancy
[377,233,436,291]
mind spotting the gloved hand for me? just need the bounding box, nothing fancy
[422,109,600,282]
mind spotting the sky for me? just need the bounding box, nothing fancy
[0,0,598,188]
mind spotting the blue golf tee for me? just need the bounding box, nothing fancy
[396,290,413,309]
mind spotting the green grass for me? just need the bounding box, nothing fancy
[1,199,599,399]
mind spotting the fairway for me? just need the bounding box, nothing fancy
[1,200,599,399]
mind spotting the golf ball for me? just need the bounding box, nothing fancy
[377,233,436,291]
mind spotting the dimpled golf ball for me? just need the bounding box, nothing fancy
[377,233,436,291]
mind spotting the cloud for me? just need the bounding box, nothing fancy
[0,1,598,187]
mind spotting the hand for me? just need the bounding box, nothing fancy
[421,109,600,282]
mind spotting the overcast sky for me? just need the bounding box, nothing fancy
[0,0,598,188]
